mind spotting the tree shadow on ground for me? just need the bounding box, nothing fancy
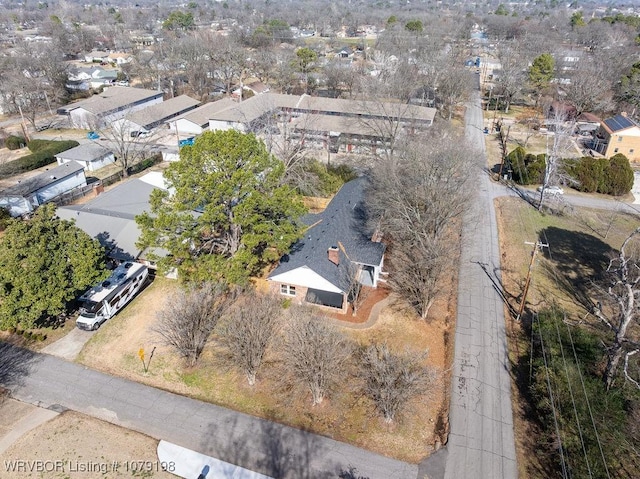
[0,339,43,391]
[538,226,615,310]
[199,413,366,478]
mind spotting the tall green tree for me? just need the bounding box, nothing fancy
[293,47,317,93]
[570,11,586,28]
[528,53,555,91]
[404,20,424,33]
[162,11,195,31]
[0,204,107,330]
[136,130,306,284]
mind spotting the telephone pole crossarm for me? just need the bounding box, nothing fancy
[516,240,549,321]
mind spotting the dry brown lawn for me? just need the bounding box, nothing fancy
[494,195,639,479]
[0,411,173,479]
[77,275,452,463]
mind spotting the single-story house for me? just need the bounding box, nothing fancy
[592,114,640,162]
[84,50,110,63]
[107,52,133,65]
[112,94,200,134]
[0,162,87,217]
[232,81,270,99]
[55,143,115,172]
[167,97,237,135]
[59,86,164,129]
[66,66,118,91]
[268,178,385,313]
[57,172,167,263]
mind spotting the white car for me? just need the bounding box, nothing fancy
[537,185,564,195]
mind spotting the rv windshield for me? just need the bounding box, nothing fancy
[80,300,101,316]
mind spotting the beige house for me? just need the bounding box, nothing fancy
[593,114,640,162]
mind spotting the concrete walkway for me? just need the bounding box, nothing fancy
[0,399,59,455]
[4,344,417,479]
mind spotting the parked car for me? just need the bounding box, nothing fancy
[87,131,99,140]
[130,130,149,138]
[178,137,195,147]
[537,185,564,195]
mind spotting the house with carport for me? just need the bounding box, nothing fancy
[268,178,385,314]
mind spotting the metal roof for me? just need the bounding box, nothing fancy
[0,162,85,197]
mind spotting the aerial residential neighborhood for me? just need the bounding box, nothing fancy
[0,1,640,479]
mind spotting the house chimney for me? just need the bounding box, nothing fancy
[328,246,340,265]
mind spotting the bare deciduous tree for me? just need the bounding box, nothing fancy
[339,261,372,316]
[368,130,474,319]
[593,227,640,390]
[359,342,431,422]
[538,107,575,211]
[279,308,351,405]
[155,282,238,367]
[217,291,282,386]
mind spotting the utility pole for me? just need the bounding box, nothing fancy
[517,240,548,321]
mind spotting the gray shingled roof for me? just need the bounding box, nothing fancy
[0,162,85,197]
[269,177,385,291]
[55,143,113,162]
[171,98,238,127]
[208,92,436,126]
[604,114,638,133]
[127,95,200,129]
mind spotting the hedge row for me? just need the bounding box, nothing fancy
[566,153,634,196]
[506,146,635,196]
[0,140,79,180]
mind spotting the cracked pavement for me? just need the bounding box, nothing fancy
[442,90,518,479]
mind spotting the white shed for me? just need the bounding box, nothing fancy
[55,143,115,172]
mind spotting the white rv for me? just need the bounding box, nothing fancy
[76,262,149,330]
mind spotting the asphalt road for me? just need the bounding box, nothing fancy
[4,345,417,479]
[443,92,518,479]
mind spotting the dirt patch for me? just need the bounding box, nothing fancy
[0,410,173,479]
[77,276,451,463]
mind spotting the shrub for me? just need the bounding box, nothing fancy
[507,147,546,185]
[604,153,634,196]
[5,135,26,150]
[0,206,11,231]
[0,140,79,179]
[127,153,162,175]
[567,154,633,196]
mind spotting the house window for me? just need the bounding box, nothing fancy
[617,136,623,142]
[614,148,619,153]
[630,149,635,154]
[280,284,296,296]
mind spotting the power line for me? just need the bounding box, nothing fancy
[565,319,612,479]
[536,312,570,479]
[554,311,593,478]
